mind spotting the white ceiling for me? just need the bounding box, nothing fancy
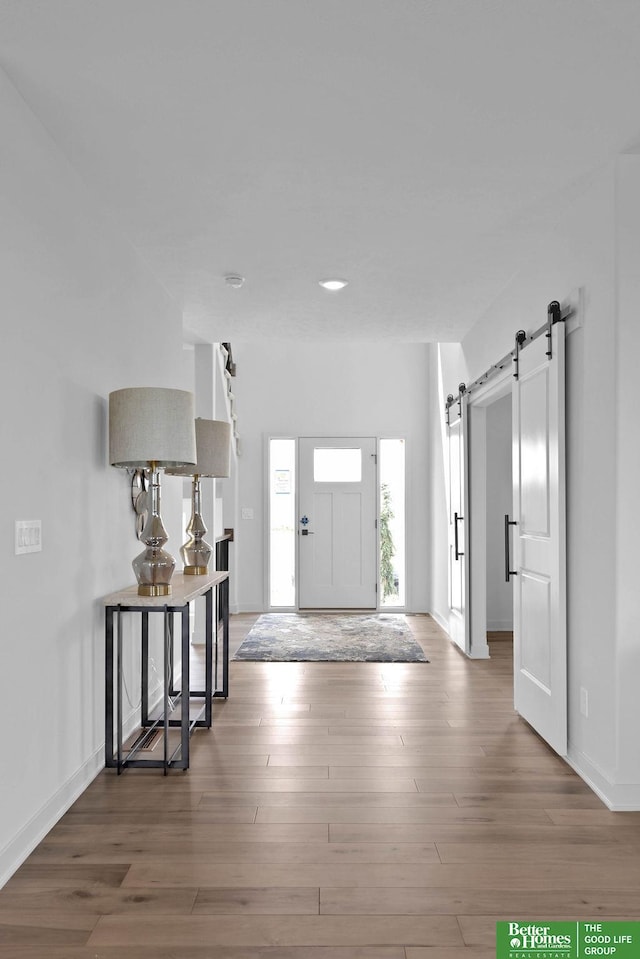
[2,0,640,342]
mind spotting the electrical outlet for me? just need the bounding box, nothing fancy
[15,520,42,554]
[580,686,589,718]
[241,507,254,520]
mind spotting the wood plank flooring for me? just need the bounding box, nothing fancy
[2,613,639,958]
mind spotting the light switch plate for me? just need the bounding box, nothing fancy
[15,520,42,554]
[241,508,254,520]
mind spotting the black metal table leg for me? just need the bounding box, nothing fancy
[105,606,114,767]
[222,579,229,698]
[181,604,190,768]
[163,606,170,774]
[116,606,123,773]
[205,587,213,726]
[141,611,149,726]
[168,611,178,697]
[212,579,229,699]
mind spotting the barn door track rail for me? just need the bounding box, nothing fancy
[445,299,571,414]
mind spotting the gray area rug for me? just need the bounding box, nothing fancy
[233,613,428,662]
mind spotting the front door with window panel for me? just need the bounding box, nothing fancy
[298,437,377,609]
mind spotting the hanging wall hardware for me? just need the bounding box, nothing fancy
[445,394,454,425]
[504,514,517,581]
[545,300,562,360]
[512,330,527,380]
[129,468,149,541]
[457,383,466,416]
[444,297,570,403]
[221,342,236,376]
[459,351,513,403]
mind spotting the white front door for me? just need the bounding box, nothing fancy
[447,394,470,653]
[298,437,377,609]
[512,322,567,755]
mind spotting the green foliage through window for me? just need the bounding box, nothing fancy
[380,483,398,600]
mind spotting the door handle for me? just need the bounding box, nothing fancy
[454,512,464,560]
[504,514,517,581]
[301,529,315,536]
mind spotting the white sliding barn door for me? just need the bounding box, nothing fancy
[447,394,470,653]
[512,323,567,755]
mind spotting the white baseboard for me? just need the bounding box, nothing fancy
[0,687,163,890]
[429,608,450,636]
[567,745,640,811]
[0,748,104,889]
[429,609,491,659]
[487,620,514,632]
[469,641,491,659]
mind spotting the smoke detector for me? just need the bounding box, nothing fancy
[224,274,245,288]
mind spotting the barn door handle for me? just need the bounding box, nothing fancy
[454,512,464,560]
[505,514,517,581]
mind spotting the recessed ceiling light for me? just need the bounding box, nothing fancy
[319,278,348,292]
[225,274,245,288]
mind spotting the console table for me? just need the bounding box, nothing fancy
[103,571,229,774]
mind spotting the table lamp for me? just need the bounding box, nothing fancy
[166,418,231,575]
[109,387,197,596]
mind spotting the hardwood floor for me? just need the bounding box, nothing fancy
[2,613,640,957]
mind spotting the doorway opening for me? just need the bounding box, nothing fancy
[467,373,513,658]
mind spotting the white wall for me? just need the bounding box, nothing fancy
[614,154,640,788]
[0,68,188,884]
[429,160,640,807]
[230,340,431,613]
[427,345,449,634]
[485,394,513,631]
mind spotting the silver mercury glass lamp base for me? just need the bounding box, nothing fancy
[132,464,176,596]
[180,474,213,576]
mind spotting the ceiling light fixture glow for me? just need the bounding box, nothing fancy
[319,278,348,292]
